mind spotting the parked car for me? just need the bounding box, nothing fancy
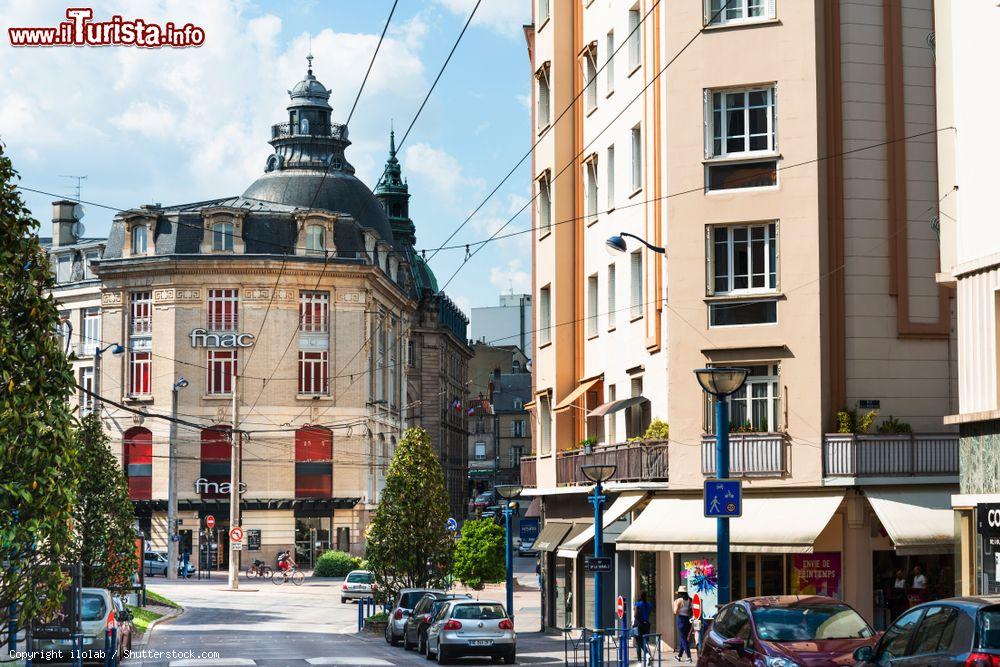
[402,592,473,654]
[340,569,374,603]
[32,588,134,663]
[517,537,537,558]
[142,551,195,577]
[469,491,494,513]
[853,596,1000,667]
[385,588,440,646]
[698,596,876,667]
[426,599,515,664]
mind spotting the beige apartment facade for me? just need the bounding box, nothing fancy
[526,0,959,643]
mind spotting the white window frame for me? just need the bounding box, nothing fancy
[539,285,552,346]
[131,225,148,255]
[298,350,329,396]
[130,291,152,335]
[83,250,100,279]
[584,155,599,225]
[607,145,616,209]
[581,43,598,113]
[537,171,552,236]
[706,85,777,159]
[708,223,779,296]
[631,124,643,192]
[587,273,599,337]
[305,224,326,254]
[510,445,524,468]
[605,31,615,95]
[539,393,552,456]
[299,291,329,333]
[606,384,617,443]
[705,0,775,27]
[538,0,550,25]
[56,255,72,283]
[627,6,642,72]
[207,349,237,396]
[80,367,95,415]
[212,222,234,252]
[207,288,239,332]
[607,263,617,328]
[129,351,152,397]
[474,441,487,461]
[82,307,101,357]
[629,250,643,320]
[720,363,781,433]
[536,64,551,133]
[512,419,525,437]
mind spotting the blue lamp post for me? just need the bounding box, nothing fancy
[694,367,749,605]
[495,484,523,620]
[581,463,616,667]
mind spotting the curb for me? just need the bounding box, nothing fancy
[134,605,184,650]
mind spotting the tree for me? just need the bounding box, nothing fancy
[68,413,136,591]
[453,519,505,590]
[0,143,79,643]
[365,427,453,600]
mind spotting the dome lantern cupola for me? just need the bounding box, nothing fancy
[375,130,415,246]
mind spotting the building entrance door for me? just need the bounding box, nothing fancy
[295,516,331,568]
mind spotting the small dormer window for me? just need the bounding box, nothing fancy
[306,224,326,254]
[212,222,235,251]
[131,226,148,254]
[332,157,343,170]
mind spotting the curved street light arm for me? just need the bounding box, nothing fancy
[620,231,666,255]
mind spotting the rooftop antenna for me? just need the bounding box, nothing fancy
[307,36,313,74]
[59,174,87,202]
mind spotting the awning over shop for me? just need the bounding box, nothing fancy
[865,488,955,555]
[524,496,542,518]
[616,491,844,553]
[587,396,648,418]
[557,492,646,558]
[534,521,572,552]
[554,375,603,413]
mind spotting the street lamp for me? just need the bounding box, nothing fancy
[495,484,523,619]
[693,367,749,606]
[581,463,616,667]
[93,342,125,414]
[166,377,189,580]
[605,232,666,256]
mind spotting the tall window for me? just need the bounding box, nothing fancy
[295,427,332,498]
[129,351,151,396]
[539,393,552,455]
[539,0,549,24]
[375,315,386,401]
[208,289,238,331]
[709,86,776,157]
[510,446,524,468]
[607,384,617,443]
[537,172,552,235]
[474,442,487,460]
[584,157,599,224]
[56,313,71,355]
[80,367,95,415]
[298,351,329,395]
[587,274,599,337]
[726,364,780,433]
[512,419,526,437]
[536,66,551,132]
[83,250,100,279]
[628,6,642,71]
[607,145,616,209]
[299,291,329,333]
[208,350,236,395]
[582,44,598,112]
[630,251,643,319]
[608,263,617,328]
[706,0,773,26]
[130,291,152,335]
[212,222,234,251]
[123,427,152,500]
[82,307,100,357]
[709,223,779,326]
[305,224,326,254]
[631,124,643,192]
[131,225,148,254]
[539,285,552,345]
[388,317,398,407]
[199,427,231,499]
[606,31,615,94]
[56,255,72,283]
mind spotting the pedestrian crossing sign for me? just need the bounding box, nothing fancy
[704,479,742,518]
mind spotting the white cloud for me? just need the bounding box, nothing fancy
[403,142,485,204]
[433,0,530,40]
[111,102,179,140]
[489,258,531,293]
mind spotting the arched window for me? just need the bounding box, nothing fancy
[212,222,234,251]
[131,225,148,254]
[300,117,310,134]
[123,427,152,500]
[199,427,231,498]
[305,225,325,254]
[295,427,332,498]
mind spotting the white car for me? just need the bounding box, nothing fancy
[340,569,375,603]
[426,599,516,664]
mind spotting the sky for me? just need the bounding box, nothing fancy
[0,0,533,317]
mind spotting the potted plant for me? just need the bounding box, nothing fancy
[579,436,598,454]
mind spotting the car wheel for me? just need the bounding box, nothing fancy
[403,629,414,651]
[341,597,346,604]
[425,640,436,661]
[436,646,450,664]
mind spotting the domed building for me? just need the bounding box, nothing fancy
[76,58,472,568]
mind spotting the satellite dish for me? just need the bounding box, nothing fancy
[72,203,85,220]
[72,221,86,238]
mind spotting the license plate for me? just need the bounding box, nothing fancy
[469,639,493,647]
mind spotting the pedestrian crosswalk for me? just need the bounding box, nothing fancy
[165,660,393,667]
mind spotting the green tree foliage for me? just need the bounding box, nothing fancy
[365,427,453,600]
[69,413,136,591]
[0,143,79,642]
[836,408,878,434]
[453,519,505,590]
[313,550,360,577]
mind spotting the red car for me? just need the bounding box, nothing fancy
[698,596,878,667]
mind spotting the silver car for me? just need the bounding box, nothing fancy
[143,551,195,577]
[340,569,374,603]
[426,599,516,664]
[385,588,439,646]
[32,588,133,662]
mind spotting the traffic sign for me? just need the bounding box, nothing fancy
[584,556,613,572]
[205,515,216,529]
[704,478,742,518]
[230,542,243,551]
[446,517,458,532]
[616,596,625,620]
[692,593,702,619]
[229,526,244,542]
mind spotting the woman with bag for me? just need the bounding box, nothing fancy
[673,586,693,662]
[633,590,653,663]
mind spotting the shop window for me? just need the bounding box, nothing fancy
[637,551,657,632]
[299,291,329,333]
[207,350,236,395]
[208,289,238,331]
[199,427,231,498]
[295,427,332,498]
[298,351,329,396]
[129,351,151,397]
[336,527,351,552]
[123,427,152,500]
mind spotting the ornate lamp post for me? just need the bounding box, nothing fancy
[581,463,617,667]
[495,484,523,619]
[693,367,749,605]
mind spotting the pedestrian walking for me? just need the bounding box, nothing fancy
[180,549,191,578]
[633,590,653,664]
[673,586,693,662]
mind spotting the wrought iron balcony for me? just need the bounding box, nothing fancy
[270,122,346,141]
[555,440,668,486]
[823,433,959,479]
[701,433,787,477]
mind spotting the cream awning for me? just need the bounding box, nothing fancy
[554,376,603,413]
[865,488,956,555]
[616,492,845,553]
[588,396,648,418]
[557,492,646,558]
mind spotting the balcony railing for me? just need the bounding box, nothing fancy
[520,456,536,488]
[823,433,959,478]
[701,433,786,477]
[555,440,668,486]
[270,122,346,141]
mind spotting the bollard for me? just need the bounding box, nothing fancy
[357,597,364,632]
[110,626,118,667]
[103,628,111,667]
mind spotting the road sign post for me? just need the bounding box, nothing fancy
[703,479,742,518]
[205,515,215,530]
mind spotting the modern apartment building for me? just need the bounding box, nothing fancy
[525,0,959,642]
[933,0,1000,598]
[470,292,534,360]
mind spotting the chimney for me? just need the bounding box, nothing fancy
[51,200,77,247]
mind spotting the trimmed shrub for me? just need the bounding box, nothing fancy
[313,550,360,577]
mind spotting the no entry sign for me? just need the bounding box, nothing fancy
[692,593,702,619]
[616,596,625,620]
[229,526,244,542]
[205,515,216,529]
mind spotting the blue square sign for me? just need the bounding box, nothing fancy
[704,479,742,518]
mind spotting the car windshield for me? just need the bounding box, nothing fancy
[477,493,492,501]
[452,604,506,620]
[978,608,1000,649]
[752,604,873,642]
[347,572,372,583]
[81,594,107,622]
[400,591,428,608]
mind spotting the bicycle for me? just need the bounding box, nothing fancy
[245,560,273,580]
[272,566,305,586]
